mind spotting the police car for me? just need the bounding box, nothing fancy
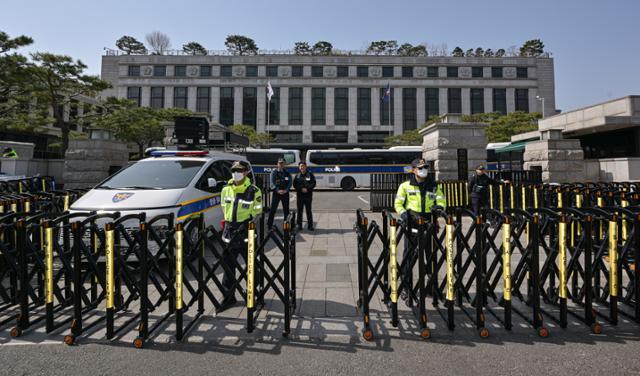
[70,150,253,232]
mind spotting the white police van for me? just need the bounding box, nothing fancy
[70,150,254,230]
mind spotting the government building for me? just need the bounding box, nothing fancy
[100,52,556,149]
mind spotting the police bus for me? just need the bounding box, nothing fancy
[306,146,422,190]
[244,148,301,173]
[486,142,510,171]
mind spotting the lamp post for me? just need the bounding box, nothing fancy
[536,95,545,118]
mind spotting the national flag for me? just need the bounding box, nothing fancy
[267,81,274,101]
[382,82,391,103]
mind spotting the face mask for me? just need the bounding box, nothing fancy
[417,169,428,178]
[232,172,244,182]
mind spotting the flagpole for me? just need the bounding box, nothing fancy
[267,96,270,148]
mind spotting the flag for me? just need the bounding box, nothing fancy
[267,81,274,101]
[382,82,391,103]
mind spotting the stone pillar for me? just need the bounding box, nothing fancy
[303,86,312,128]
[141,86,150,107]
[348,87,357,143]
[416,88,426,127]
[63,139,129,189]
[187,86,197,112]
[420,114,488,181]
[326,87,335,126]
[523,130,585,183]
[211,86,220,123]
[484,88,493,113]
[461,88,471,115]
[280,87,289,126]
[506,88,516,113]
[371,87,381,126]
[257,86,266,132]
[393,89,403,135]
[438,88,448,115]
[233,86,243,124]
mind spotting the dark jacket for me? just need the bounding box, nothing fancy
[293,171,316,196]
[270,169,292,192]
[468,173,498,199]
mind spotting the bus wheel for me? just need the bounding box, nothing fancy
[340,177,356,191]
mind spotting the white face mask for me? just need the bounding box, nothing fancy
[232,172,244,182]
[417,169,428,178]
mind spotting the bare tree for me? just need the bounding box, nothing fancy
[428,43,439,57]
[145,31,171,55]
[506,45,517,57]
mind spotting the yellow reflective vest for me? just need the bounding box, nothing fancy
[394,176,446,216]
[220,177,263,223]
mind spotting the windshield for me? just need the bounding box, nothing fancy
[97,160,206,189]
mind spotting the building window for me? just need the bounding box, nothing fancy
[219,87,234,125]
[470,88,484,114]
[447,88,462,113]
[246,65,258,77]
[196,87,210,113]
[515,88,529,112]
[492,67,503,78]
[517,67,528,78]
[425,88,439,119]
[272,132,302,144]
[380,88,394,125]
[200,65,212,77]
[357,66,368,78]
[173,87,188,109]
[402,88,417,131]
[266,65,278,77]
[313,132,347,143]
[127,65,140,77]
[357,88,371,125]
[337,66,349,77]
[402,66,413,78]
[447,67,458,78]
[358,132,388,144]
[472,67,483,78]
[334,88,348,125]
[382,66,394,77]
[288,87,303,125]
[220,65,232,77]
[242,87,257,126]
[126,87,141,106]
[292,65,303,77]
[174,65,186,77]
[150,87,165,109]
[311,66,323,78]
[427,66,438,78]
[267,87,280,125]
[493,88,506,114]
[153,65,166,77]
[311,88,325,125]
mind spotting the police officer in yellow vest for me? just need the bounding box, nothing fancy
[219,160,263,311]
[394,158,446,299]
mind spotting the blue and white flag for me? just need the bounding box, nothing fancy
[382,82,391,102]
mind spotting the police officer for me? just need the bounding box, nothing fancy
[267,157,292,228]
[2,147,18,159]
[219,161,263,311]
[468,164,499,215]
[394,159,446,300]
[293,161,316,231]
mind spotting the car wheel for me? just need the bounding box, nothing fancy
[340,177,356,191]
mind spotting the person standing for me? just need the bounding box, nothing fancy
[267,157,292,228]
[219,161,263,311]
[293,161,316,231]
[468,164,499,215]
[2,147,18,158]
[394,158,446,301]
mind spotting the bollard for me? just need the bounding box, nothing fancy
[533,186,539,209]
[44,222,54,332]
[489,185,494,210]
[502,217,512,330]
[608,216,618,325]
[509,183,515,210]
[445,216,455,330]
[63,193,70,212]
[499,184,504,213]
[557,189,563,208]
[558,216,568,327]
[621,195,628,242]
[175,223,184,340]
[105,223,115,339]
[389,218,398,327]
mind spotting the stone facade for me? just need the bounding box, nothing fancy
[523,132,586,183]
[63,139,129,189]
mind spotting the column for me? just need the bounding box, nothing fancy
[529,87,539,114]
[416,88,426,127]
[484,88,493,114]
[187,86,197,112]
[141,86,150,107]
[257,86,266,132]
[233,86,243,124]
[211,87,220,123]
[326,87,335,126]
[438,88,448,115]
[461,88,471,115]
[348,87,357,143]
[506,88,516,113]
[303,87,312,143]
[393,88,403,135]
[280,87,289,126]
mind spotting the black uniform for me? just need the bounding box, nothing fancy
[267,168,292,227]
[293,170,316,229]
[468,173,498,215]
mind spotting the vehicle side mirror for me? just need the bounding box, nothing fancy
[207,177,217,188]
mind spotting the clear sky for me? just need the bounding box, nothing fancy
[3,0,639,111]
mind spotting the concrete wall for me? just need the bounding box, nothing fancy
[64,139,129,189]
[584,158,640,181]
[523,139,585,183]
[0,141,35,160]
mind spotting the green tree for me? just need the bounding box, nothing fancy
[366,40,398,55]
[463,112,542,142]
[475,47,484,57]
[225,35,258,55]
[465,48,475,57]
[293,41,312,55]
[397,43,427,56]
[29,53,111,154]
[312,41,333,56]
[451,46,464,57]
[495,48,506,57]
[484,48,494,57]
[115,35,147,54]
[228,124,274,148]
[520,39,545,57]
[182,41,207,55]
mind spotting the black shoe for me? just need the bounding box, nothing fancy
[217,296,238,313]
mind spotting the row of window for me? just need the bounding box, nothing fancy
[128,65,529,79]
[127,86,530,129]
[263,132,391,144]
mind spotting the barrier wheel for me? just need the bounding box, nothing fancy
[133,337,144,349]
[64,334,76,346]
[537,327,549,338]
[479,327,490,338]
[591,323,603,334]
[420,328,431,340]
[362,328,374,341]
[9,327,21,338]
